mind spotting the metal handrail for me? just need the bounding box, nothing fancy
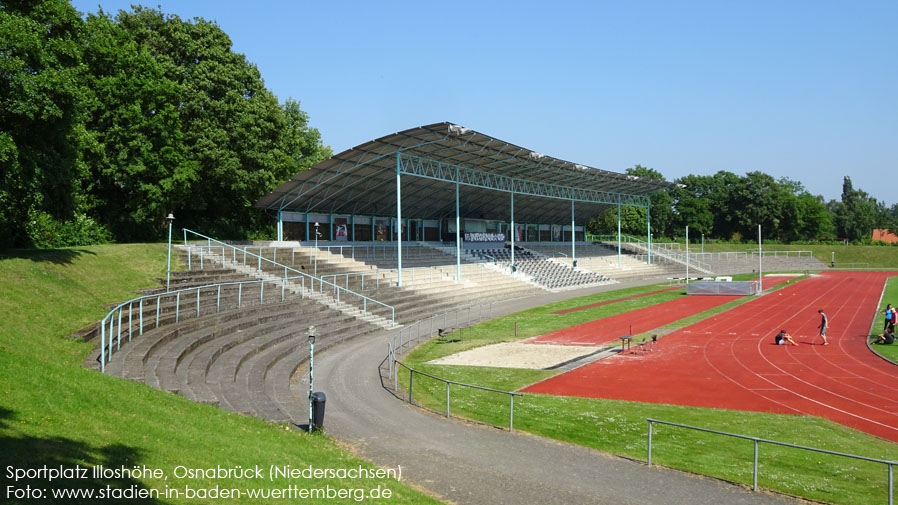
[647,418,896,502]
[394,360,521,432]
[382,302,526,432]
[98,276,305,373]
[183,229,395,325]
[320,265,449,290]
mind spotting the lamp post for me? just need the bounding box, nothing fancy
[307,325,316,432]
[165,213,175,292]
[313,222,320,277]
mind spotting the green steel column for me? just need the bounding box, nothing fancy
[647,202,652,265]
[277,211,283,241]
[396,153,402,287]
[456,182,461,280]
[617,203,622,268]
[510,190,515,272]
[571,200,576,267]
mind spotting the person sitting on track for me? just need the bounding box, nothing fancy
[874,327,895,345]
[774,330,798,346]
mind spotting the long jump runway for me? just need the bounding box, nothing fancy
[523,271,898,442]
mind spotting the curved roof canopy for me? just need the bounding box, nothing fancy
[255,122,676,225]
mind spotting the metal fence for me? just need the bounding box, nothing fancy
[647,418,896,503]
[383,303,523,432]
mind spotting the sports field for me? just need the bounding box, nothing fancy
[523,271,898,442]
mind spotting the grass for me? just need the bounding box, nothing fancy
[868,276,898,363]
[402,274,898,505]
[695,242,898,269]
[0,244,440,504]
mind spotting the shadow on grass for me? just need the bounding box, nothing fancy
[0,248,96,265]
[0,405,168,504]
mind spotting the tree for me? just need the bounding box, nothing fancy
[0,0,86,246]
[836,176,877,241]
[79,10,195,241]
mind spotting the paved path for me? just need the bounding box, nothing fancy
[309,282,802,505]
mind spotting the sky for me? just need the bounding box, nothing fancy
[70,0,897,206]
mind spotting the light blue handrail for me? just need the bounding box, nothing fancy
[183,229,395,326]
[98,276,305,373]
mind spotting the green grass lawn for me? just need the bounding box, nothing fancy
[0,245,440,504]
[694,242,898,269]
[402,275,898,505]
[869,276,898,363]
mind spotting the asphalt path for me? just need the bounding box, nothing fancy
[308,282,802,505]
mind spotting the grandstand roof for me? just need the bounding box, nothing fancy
[255,122,677,225]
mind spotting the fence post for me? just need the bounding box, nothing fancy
[155,295,161,328]
[139,298,143,336]
[116,309,122,351]
[753,439,759,491]
[647,420,653,465]
[100,318,106,373]
[509,395,515,432]
[196,287,201,317]
[446,383,450,418]
[217,285,221,312]
[889,463,894,505]
[175,292,180,323]
[260,281,265,305]
[238,284,242,308]
[408,369,413,404]
[128,303,132,342]
[187,247,192,270]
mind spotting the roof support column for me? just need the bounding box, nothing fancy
[455,182,461,281]
[571,200,576,267]
[647,201,652,265]
[277,211,283,242]
[510,190,515,272]
[396,153,402,287]
[617,203,622,268]
[305,213,309,243]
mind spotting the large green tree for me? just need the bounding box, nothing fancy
[113,7,329,238]
[79,10,195,241]
[0,0,85,246]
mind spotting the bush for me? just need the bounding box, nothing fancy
[26,211,112,248]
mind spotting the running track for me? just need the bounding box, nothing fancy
[523,271,898,442]
[529,277,791,346]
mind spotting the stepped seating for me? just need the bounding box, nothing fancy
[468,247,610,290]
[101,279,380,423]
[214,244,541,324]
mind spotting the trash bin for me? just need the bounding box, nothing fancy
[311,392,326,430]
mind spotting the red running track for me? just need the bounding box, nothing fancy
[551,287,682,314]
[523,271,898,442]
[529,277,791,346]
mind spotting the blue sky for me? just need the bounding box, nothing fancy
[71,0,897,205]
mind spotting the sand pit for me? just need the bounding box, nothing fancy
[427,342,604,370]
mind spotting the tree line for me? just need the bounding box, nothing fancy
[1,0,330,248]
[589,167,897,243]
[3,2,894,249]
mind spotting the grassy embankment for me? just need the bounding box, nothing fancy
[402,272,898,505]
[695,242,898,269]
[869,276,898,363]
[0,244,440,505]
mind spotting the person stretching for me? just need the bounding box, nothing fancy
[775,330,798,346]
[874,327,895,345]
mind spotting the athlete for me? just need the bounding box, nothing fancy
[883,304,894,332]
[817,309,829,345]
[774,330,798,346]
[874,327,895,345]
